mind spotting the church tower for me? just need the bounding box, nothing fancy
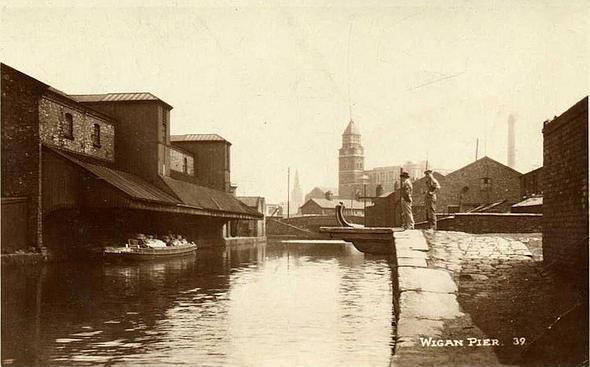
[338,120,365,199]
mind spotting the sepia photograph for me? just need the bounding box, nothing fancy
[0,1,588,366]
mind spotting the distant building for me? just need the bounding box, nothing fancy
[289,170,303,215]
[402,160,428,181]
[305,187,338,203]
[265,203,284,217]
[411,156,521,221]
[366,156,522,226]
[364,166,401,196]
[520,167,543,199]
[300,198,364,216]
[236,196,266,237]
[337,119,446,199]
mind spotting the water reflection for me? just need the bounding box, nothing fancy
[2,241,394,366]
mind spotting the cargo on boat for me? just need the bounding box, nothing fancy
[103,238,198,261]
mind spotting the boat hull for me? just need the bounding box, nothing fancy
[103,245,197,261]
[319,226,398,255]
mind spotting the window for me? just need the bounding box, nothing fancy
[92,124,101,147]
[480,177,492,190]
[161,110,169,143]
[183,156,188,174]
[64,113,74,139]
[225,144,230,170]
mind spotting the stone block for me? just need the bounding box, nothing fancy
[397,257,427,267]
[398,267,457,293]
[399,291,463,320]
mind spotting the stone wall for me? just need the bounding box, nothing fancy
[1,64,46,251]
[432,213,542,233]
[169,146,195,175]
[39,95,115,161]
[542,97,588,276]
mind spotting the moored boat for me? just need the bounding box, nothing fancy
[103,239,198,261]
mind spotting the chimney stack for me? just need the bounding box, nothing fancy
[325,190,334,201]
[507,114,516,168]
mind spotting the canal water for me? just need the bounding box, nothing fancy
[2,241,395,366]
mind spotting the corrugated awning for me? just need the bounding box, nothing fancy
[161,177,262,218]
[47,147,262,219]
[49,148,180,204]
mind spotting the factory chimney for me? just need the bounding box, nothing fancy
[507,114,516,168]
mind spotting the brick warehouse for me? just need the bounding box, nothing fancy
[367,156,522,227]
[542,96,588,279]
[1,64,262,257]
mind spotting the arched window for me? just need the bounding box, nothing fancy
[92,124,101,147]
[64,113,74,139]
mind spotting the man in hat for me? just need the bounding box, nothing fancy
[400,171,414,230]
[424,170,441,230]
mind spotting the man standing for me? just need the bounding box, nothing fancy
[400,171,414,230]
[424,170,441,230]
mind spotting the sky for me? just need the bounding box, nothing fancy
[1,0,588,203]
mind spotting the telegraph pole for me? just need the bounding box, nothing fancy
[287,167,290,219]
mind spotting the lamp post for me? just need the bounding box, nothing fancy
[361,174,369,225]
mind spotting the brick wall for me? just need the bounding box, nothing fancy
[542,97,588,276]
[521,167,543,198]
[366,194,397,227]
[1,198,29,253]
[410,158,521,222]
[169,146,194,175]
[1,64,46,251]
[431,213,542,233]
[39,95,115,161]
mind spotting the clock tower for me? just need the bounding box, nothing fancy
[338,120,365,199]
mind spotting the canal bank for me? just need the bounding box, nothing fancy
[390,230,501,366]
[390,230,588,366]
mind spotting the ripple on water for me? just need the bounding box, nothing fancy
[2,242,394,366]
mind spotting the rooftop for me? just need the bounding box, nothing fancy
[343,120,360,135]
[71,92,172,109]
[238,196,264,208]
[512,196,543,208]
[171,134,229,143]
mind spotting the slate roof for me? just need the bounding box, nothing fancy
[71,92,172,109]
[238,196,263,208]
[171,134,229,143]
[161,177,262,217]
[49,148,180,204]
[49,147,260,218]
[343,119,360,135]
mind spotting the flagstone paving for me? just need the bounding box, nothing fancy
[391,230,587,367]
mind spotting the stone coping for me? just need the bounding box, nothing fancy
[390,230,501,367]
[452,213,542,217]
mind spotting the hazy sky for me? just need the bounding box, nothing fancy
[1,1,588,203]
